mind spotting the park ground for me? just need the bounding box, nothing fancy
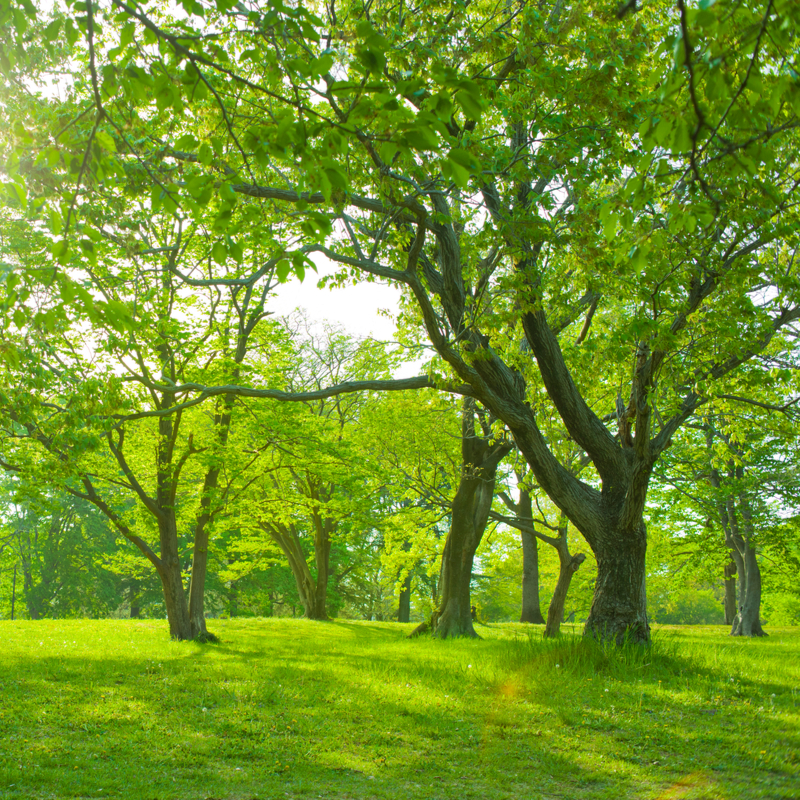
[0,619,797,800]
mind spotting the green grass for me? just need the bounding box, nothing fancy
[0,619,797,800]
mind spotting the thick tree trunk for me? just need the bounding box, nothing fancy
[730,543,766,636]
[520,529,545,624]
[723,559,737,626]
[435,513,480,639]
[584,520,649,644]
[544,525,586,637]
[519,491,545,622]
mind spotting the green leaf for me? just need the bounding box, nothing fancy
[198,141,214,166]
[95,130,116,152]
[276,258,291,283]
[212,241,228,265]
[455,90,483,120]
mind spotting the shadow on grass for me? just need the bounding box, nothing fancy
[1,620,797,800]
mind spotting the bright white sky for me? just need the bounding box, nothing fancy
[269,258,401,341]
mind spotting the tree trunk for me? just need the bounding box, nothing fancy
[729,490,767,637]
[157,514,192,640]
[435,511,480,639]
[188,393,236,641]
[398,572,412,622]
[434,399,511,639]
[544,524,586,637]
[723,559,737,625]
[266,523,328,620]
[311,513,332,621]
[519,488,545,624]
[129,583,141,619]
[583,519,649,644]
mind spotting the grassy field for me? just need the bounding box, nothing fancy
[0,619,797,800]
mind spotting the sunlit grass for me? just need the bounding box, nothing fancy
[0,619,797,799]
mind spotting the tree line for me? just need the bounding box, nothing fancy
[0,0,798,642]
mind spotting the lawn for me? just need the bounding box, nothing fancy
[0,619,797,800]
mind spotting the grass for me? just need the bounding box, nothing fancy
[0,619,797,800]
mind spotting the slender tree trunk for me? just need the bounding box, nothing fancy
[398,572,412,622]
[544,523,586,637]
[312,516,332,621]
[434,399,511,639]
[584,519,649,644]
[723,559,737,625]
[157,513,192,640]
[519,489,545,623]
[188,393,236,641]
[11,563,17,621]
[129,583,141,619]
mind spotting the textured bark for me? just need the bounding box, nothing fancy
[519,490,545,624]
[544,524,586,637]
[434,399,512,639]
[188,392,236,641]
[584,518,650,644]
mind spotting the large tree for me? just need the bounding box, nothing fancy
[3,0,799,643]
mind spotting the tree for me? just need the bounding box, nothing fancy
[0,196,290,638]
[3,0,799,643]
[0,482,121,619]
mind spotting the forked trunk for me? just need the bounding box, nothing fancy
[266,522,329,620]
[730,532,767,637]
[584,520,649,644]
[544,524,585,637]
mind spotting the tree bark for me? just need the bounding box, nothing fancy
[265,521,329,620]
[583,518,649,644]
[519,490,545,624]
[434,399,512,639]
[129,582,141,619]
[398,571,412,622]
[544,523,586,637]
[157,512,193,640]
[723,558,737,626]
[710,445,767,638]
[729,487,767,637]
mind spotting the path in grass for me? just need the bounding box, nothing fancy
[0,619,797,799]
